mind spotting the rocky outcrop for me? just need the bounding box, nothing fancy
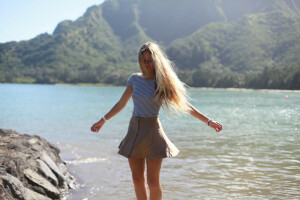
[0,129,78,200]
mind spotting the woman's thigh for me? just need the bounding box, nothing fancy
[146,159,163,184]
[128,158,146,180]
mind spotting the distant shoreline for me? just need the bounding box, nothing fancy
[54,83,114,86]
[1,82,300,92]
[189,87,300,93]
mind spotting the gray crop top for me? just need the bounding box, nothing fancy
[127,73,161,117]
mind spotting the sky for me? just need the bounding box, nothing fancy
[0,0,105,43]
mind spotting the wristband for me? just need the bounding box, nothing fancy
[102,115,108,121]
[207,119,212,126]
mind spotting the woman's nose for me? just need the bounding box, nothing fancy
[144,59,153,65]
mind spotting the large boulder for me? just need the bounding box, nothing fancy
[0,129,78,200]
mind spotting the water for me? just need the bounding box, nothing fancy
[0,84,299,199]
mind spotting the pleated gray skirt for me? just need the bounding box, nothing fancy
[118,115,179,160]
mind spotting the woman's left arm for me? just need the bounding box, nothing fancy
[188,103,223,132]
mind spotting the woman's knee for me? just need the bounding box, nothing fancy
[147,176,161,189]
[132,173,145,185]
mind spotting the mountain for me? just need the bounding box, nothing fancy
[0,0,299,89]
[168,1,300,72]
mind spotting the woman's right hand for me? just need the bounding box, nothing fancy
[91,119,105,133]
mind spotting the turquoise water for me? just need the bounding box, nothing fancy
[0,84,299,199]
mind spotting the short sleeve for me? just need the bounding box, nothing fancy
[127,74,135,87]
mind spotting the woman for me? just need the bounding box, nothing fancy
[91,42,222,200]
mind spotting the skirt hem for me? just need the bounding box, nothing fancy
[117,150,179,160]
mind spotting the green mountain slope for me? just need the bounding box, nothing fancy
[166,0,300,88]
[0,0,299,89]
[168,3,300,71]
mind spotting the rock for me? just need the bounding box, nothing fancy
[1,172,31,200]
[28,138,39,145]
[37,159,59,186]
[0,129,78,200]
[42,152,65,186]
[26,188,52,200]
[24,168,60,199]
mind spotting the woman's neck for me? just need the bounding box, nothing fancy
[145,76,154,80]
[142,72,155,80]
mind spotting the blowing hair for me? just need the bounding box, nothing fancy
[138,42,191,114]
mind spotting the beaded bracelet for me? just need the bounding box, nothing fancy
[207,119,212,126]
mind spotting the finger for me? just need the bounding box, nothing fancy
[216,124,222,130]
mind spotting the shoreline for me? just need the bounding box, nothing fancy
[54,83,114,86]
[189,87,300,93]
[1,82,299,92]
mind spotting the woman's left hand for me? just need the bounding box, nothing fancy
[209,121,223,132]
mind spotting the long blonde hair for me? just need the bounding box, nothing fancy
[138,42,191,114]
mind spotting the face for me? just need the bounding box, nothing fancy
[142,51,154,76]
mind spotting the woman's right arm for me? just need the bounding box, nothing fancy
[91,86,133,133]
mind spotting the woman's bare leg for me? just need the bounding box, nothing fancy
[128,158,147,200]
[146,159,163,200]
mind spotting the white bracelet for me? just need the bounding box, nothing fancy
[102,115,107,121]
